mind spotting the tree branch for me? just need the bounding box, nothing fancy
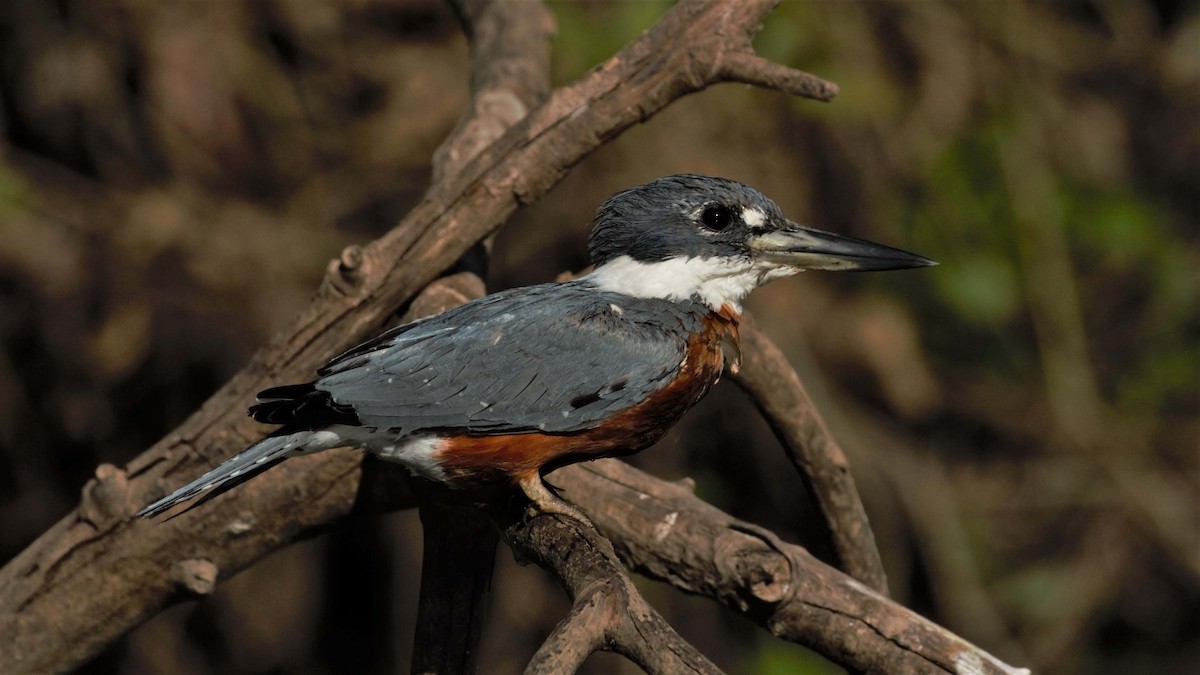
[718,51,840,101]
[550,460,1030,675]
[434,0,554,185]
[732,312,890,595]
[498,509,720,675]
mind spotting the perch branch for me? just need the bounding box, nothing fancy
[550,460,1029,675]
[731,312,889,594]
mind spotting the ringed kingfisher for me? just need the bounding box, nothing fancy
[138,174,934,520]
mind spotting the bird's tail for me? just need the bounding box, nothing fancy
[138,429,319,519]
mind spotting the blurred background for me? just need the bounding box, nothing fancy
[1,0,1197,673]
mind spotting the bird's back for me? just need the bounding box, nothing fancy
[252,281,730,441]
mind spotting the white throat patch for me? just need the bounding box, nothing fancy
[586,255,796,311]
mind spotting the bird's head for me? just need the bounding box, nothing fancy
[586,174,935,311]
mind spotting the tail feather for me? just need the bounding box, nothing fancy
[249,382,358,427]
[138,432,306,519]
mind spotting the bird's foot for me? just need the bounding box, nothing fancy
[517,473,596,532]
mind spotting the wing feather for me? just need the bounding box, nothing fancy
[314,284,692,435]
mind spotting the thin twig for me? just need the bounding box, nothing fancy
[719,50,840,101]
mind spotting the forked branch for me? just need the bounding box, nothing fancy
[500,511,720,675]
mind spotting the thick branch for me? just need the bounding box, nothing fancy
[498,510,720,675]
[732,313,889,595]
[1,1,839,671]
[434,0,554,184]
[550,460,1029,675]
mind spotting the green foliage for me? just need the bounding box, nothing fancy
[755,639,847,675]
[0,162,33,219]
[548,0,672,82]
[916,132,1021,327]
[1065,187,1200,414]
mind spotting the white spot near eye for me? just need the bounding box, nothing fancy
[743,207,766,229]
[609,303,624,315]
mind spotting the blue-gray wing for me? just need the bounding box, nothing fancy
[313,284,690,434]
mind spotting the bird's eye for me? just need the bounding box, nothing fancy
[701,205,733,231]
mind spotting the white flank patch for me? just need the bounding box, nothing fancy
[305,429,346,451]
[586,254,798,311]
[742,207,767,229]
[371,434,447,480]
[301,426,448,480]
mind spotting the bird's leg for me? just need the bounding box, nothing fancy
[517,473,596,531]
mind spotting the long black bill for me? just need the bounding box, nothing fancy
[749,221,937,271]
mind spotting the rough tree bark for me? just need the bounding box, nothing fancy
[550,460,1029,675]
[0,1,1028,673]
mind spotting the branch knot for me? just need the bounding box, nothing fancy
[79,464,131,525]
[326,245,365,296]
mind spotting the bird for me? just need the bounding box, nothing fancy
[138,174,935,520]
